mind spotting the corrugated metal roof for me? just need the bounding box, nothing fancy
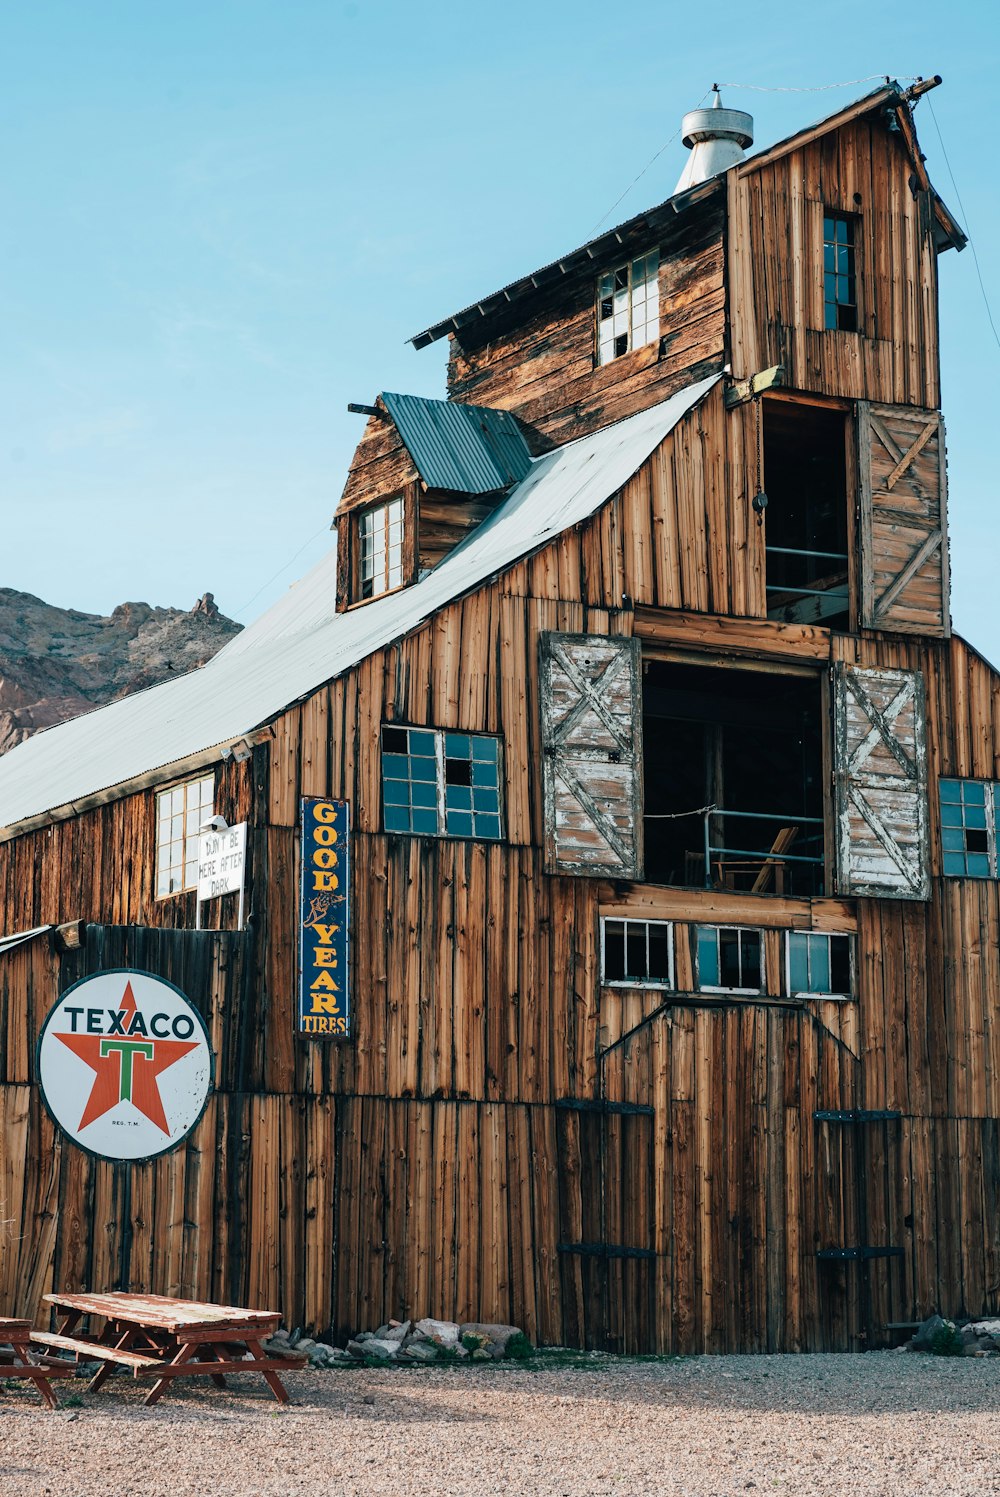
[0,374,719,836]
[380,393,533,495]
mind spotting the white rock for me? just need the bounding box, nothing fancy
[413,1317,460,1347]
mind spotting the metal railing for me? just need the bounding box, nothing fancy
[702,807,825,891]
[765,546,850,603]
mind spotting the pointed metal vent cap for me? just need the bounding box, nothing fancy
[674,87,753,194]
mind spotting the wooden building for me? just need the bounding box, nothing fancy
[2,78,997,1354]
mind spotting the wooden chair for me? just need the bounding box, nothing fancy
[0,1319,74,1409]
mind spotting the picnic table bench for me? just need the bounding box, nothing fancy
[31,1292,306,1406]
[0,1317,75,1408]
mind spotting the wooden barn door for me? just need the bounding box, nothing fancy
[539,633,643,878]
[857,402,950,636]
[555,1100,655,1352]
[832,664,930,899]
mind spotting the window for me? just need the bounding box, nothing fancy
[359,497,404,599]
[696,926,762,994]
[597,250,659,365]
[601,918,674,988]
[823,213,857,331]
[763,400,850,629]
[940,779,1000,878]
[642,660,826,897]
[786,931,853,998]
[381,726,503,840]
[155,774,215,897]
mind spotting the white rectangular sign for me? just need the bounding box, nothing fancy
[197,822,247,901]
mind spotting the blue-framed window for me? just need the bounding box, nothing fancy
[696,925,762,994]
[601,918,674,988]
[786,931,853,998]
[939,779,999,879]
[381,726,503,841]
[823,212,858,332]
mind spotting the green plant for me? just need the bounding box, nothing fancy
[62,1393,84,1408]
[928,1321,964,1356]
[504,1331,534,1360]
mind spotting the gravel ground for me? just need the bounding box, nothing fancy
[2,1351,999,1496]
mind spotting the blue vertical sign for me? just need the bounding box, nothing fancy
[299,798,350,1038]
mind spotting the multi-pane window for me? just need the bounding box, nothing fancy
[940,778,1000,878]
[359,497,404,599]
[601,918,674,988]
[597,250,659,365]
[381,726,503,840]
[155,774,215,897]
[696,925,762,994]
[823,213,857,331]
[786,932,853,998]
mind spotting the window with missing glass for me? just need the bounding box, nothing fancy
[823,212,858,331]
[940,778,1000,878]
[155,774,215,897]
[696,925,763,994]
[596,249,659,365]
[786,931,853,998]
[601,918,674,988]
[359,496,405,599]
[381,726,503,840]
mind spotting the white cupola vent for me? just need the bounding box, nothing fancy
[673,86,754,194]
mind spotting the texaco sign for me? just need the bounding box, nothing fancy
[37,970,212,1162]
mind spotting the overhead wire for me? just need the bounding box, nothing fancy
[589,88,711,232]
[924,96,1000,356]
[230,521,332,621]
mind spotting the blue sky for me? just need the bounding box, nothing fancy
[2,1,998,656]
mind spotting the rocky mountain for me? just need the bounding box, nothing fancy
[0,588,242,755]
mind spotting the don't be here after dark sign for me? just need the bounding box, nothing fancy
[298,798,350,1038]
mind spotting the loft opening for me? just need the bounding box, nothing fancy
[763,399,851,629]
[642,659,826,897]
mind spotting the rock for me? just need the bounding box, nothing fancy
[294,1337,317,1356]
[359,1338,400,1360]
[399,1341,438,1363]
[912,1314,949,1351]
[471,1348,492,1361]
[354,1331,374,1343]
[374,1319,411,1343]
[414,1317,460,1347]
[324,1347,354,1363]
[965,1319,1000,1346]
[459,1322,524,1360]
[346,1340,370,1359]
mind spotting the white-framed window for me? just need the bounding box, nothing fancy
[359,496,405,599]
[786,931,853,999]
[155,774,215,897]
[696,925,763,995]
[600,918,674,988]
[596,249,660,365]
[381,725,503,841]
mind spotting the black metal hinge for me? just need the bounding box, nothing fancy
[557,1242,656,1261]
[555,1098,655,1117]
[816,1246,904,1262]
[813,1109,902,1123]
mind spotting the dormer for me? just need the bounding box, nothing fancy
[334,393,533,609]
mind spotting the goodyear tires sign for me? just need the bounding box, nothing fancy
[299,798,350,1037]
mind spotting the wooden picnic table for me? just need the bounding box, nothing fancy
[0,1317,75,1409]
[31,1293,305,1406]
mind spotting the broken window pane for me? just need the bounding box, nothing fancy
[601,919,673,987]
[595,249,660,365]
[939,778,1000,878]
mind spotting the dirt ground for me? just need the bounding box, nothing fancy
[2,1351,999,1497]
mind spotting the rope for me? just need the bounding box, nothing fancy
[644,804,717,820]
[925,97,1000,357]
[589,89,711,233]
[716,74,912,93]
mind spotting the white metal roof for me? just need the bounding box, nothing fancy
[0,373,719,835]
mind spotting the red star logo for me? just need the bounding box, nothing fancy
[56,981,199,1134]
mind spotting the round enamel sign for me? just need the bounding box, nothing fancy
[37,970,212,1162]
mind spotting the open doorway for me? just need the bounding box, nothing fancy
[763,400,850,629]
[642,660,826,896]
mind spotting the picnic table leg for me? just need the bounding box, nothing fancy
[196,1344,228,1388]
[87,1326,143,1393]
[245,1338,292,1405]
[143,1340,199,1407]
[8,1339,58,1411]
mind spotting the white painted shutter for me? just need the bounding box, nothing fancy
[833,664,929,899]
[540,633,643,878]
[858,402,950,636]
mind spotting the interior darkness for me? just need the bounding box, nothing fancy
[642,661,825,896]
[763,402,850,629]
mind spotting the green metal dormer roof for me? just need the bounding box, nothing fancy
[380,391,533,495]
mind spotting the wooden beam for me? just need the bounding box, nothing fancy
[633,606,833,663]
[597,882,857,932]
[725,365,785,408]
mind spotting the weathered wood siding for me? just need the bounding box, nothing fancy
[728,115,941,408]
[445,193,726,447]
